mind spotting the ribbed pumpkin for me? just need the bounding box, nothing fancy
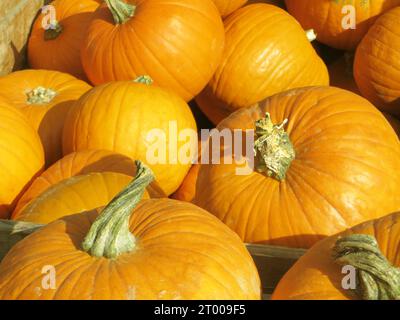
[12,171,152,224]
[285,0,400,50]
[81,0,225,102]
[212,0,247,17]
[13,149,140,216]
[0,70,91,166]
[0,101,44,219]
[195,4,329,125]
[354,7,400,117]
[63,79,197,196]
[0,162,261,300]
[28,0,100,80]
[272,212,400,300]
[194,86,400,249]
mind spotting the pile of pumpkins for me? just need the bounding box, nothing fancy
[0,0,400,300]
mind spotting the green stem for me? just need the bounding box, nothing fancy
[26,87,57,104]
[134,75,153,85]
[254,113,295,181]
[44,21,63,41]
[105,0,136,24]
[306,29,317,42]
[82,161,154,259]
[333,234,400,300]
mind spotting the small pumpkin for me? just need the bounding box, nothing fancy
[12,172,148,224]
[0,101,44,219]
[81,0,225,102]
[212,0,247,17]
[63,78,197,196]
[194,86,400,249]
[195,4,329,125]
[354,7,400,117]
[13,149,141,216]
[285,0,400,50]
[0,70,91,166]
[272,212,400,300]
[28,0,101,80]
[0,162,261,300]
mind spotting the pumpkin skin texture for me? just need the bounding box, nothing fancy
[11,172,151,224]
[194,86,400,249]
[0,200,261,299]
[272,212,400,300]
[28,0,101,80]
[81,0,225,102]
[212,0,247,17]
[195,4,329,125]
[0,70,91,166]
[63,81,197,196]
[0,102,45,219]
[354,7,400,117]
[285,0,400,51]
[12,149,139,216]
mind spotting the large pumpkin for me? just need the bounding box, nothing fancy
[81,0,225,102]
[285,0,400,51]
[0,101,44,219]
[0,162,261,300]
[28,0,100,80]
[13,149,141,215]
[212,0,247,17]
[354,7,400,117]
[194,86,400,249]
[195,4,329,125]
[63,79,197,196]
[12,171,153,224]
[0,70,91,166]
[272,212,400,300]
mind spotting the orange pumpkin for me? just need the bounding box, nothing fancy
[13,149,139,216]
[212,0,247,17]
[272,212,400,300]
[0,101,44,219]
[285,0,400,50]
[194,86,400,249]
[0,162,261,300]
[63,79,197,196]
[81,0,225,102]
[28,0,100,80]
[354,7,400,117]
[195,4,329,125]
[171,164,200,202]
[0,70,91,166]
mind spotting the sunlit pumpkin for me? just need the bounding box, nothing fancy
[212,0,247,17]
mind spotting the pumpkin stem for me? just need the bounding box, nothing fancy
[306,29,317,42]
[26,87,57,104]
[105,0,136,24]
[82,161,154,259]
[44,21,63,41]
[134,75,153,85]
[333,234,400,300]
[254,113,295,181]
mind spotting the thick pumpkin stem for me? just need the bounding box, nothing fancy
[306,29,317,42]
[82,161,154,259]
[44,21,63,40]
[134,75,153,85]
[333,234,400,300]
[26,87,57,104]
[254,113,295,181]
[105,0,136,24]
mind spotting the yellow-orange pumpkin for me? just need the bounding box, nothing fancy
[81,0,225,102]
[272,212,400,300]
[28,0,101,80]
[0,70,91,166]
[0,101,44,219]
[354,7,400,116]
[0,162,261,300]
[212,0,247,17]
[63,79,197,196]
[195,4,329,125]
[285,0,400,50]
[194,86,400,249]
